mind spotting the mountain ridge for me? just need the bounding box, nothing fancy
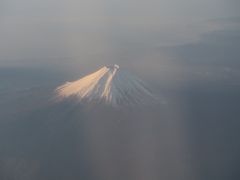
[55,65,157,107]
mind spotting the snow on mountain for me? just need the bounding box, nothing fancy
[55,65,157,107]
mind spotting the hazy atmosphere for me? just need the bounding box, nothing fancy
[0,0,240,179]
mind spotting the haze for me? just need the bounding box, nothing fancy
[0,1,240,180]
[1,0,239,70]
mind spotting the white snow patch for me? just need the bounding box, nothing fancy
[55,65,157,106]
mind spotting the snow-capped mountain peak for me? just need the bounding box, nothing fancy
[55,65,157,106]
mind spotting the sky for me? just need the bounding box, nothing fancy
[0,0,239,73]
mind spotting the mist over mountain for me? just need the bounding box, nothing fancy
[0,64,240,180]
[0,15,240,180]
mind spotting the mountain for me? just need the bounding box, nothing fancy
[55,64,157,107]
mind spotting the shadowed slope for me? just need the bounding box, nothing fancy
[56,65,157,107]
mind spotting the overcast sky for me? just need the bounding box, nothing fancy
[0,0,239,70]
[1,0,239,21]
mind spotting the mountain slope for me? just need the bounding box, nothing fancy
[55,65,157,106]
